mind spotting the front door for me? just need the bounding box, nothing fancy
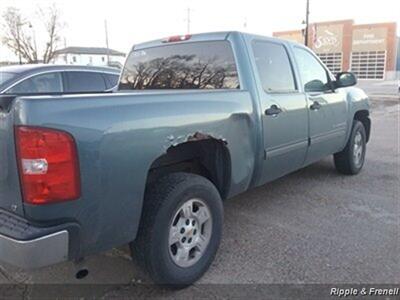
[251,40,309,184]
[293,47,348,164]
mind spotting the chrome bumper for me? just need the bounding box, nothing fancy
[0,230,69,269]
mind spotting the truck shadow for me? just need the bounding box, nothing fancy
[0,158,358,288]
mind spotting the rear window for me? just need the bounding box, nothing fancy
[104,73,119,89]
[65,71,107,93]
[119,41,239,90]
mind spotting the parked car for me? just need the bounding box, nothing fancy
[0,64,120,95]
[0,32,370,286]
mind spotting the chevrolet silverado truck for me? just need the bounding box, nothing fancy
[0,32,370,285]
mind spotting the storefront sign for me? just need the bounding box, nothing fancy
[352,28,387,51]
[312,24,343,53]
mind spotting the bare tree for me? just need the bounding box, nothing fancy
[39,5,63,63]
[1,5,64,64]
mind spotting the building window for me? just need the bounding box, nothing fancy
[351,51,386,80]
[317,52,343,75]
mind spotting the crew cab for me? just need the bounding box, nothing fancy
[0,32,370,285]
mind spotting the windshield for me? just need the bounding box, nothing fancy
[0,72,17,86]
[119,41,240,90]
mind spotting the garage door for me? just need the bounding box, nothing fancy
[317,52,343,75]
[350,51,386,80]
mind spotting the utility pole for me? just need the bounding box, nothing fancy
[16,23,22,64]
[63,37,67,63]
[104,19,110,66]
[16,21,33,64]
[29,23,38,63]
[186,7,191,34]
[304,0,310,46]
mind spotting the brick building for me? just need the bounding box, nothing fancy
[273,20,398,80]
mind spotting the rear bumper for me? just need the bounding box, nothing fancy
[0,231,69,269]
[0,209,79,269]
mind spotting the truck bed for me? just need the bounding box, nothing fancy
[0,99,24,216]
[0,89,257,258]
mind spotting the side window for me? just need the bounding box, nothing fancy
[7,72,62,94]
[252,41,296,93]
[65,72,107,92]
[104,74,119,89]
[293,47,330,92]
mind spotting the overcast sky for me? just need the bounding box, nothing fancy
[0,0,399,60]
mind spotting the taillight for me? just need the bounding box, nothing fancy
[15,126,81,205]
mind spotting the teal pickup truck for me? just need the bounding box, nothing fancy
[0,32,370,285]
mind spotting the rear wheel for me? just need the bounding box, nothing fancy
[334,120,367,175]
[132,172,223,286]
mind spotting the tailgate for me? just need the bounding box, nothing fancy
[0,99,24,216]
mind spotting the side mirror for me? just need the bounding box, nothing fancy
[0,94,17,112]
[335,72,357,88]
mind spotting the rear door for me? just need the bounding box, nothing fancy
[292,47,348,164]
[0,98,24,216]
[251,40,309,183]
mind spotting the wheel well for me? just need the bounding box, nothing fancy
[146,139,231,199]
[354,110,371,142]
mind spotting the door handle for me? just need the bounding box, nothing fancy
[310,101,321,110]
[265,105,282,116]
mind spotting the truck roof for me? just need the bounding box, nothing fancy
[133,31,304,51]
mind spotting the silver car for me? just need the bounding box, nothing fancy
[0,64,120,95]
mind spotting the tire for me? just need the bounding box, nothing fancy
[334,120,367,175]
[131,172,223,286]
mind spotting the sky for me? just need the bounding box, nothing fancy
[0,0,399,61]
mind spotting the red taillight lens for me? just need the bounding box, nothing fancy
[15,126,81,205]
[163,34,192,43]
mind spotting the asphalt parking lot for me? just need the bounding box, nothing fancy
[1,88,399,298]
